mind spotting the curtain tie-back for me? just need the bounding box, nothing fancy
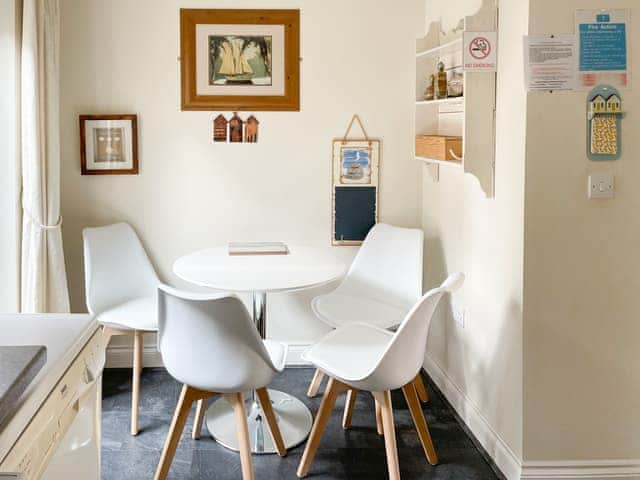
[24,208,63,230]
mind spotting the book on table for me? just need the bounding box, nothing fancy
[228,241,290,256]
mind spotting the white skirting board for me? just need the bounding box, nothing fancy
[520,461,640,479]
[423,353,640,480]
[105,341,312,369]
[423,353,522,480]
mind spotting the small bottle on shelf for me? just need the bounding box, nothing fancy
[447,68,464,98]
[436,61,448,99]
[424,74,435,101]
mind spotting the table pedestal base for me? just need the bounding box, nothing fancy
[205,389,312,454]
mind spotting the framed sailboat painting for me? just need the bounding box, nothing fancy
[180,9,300,111]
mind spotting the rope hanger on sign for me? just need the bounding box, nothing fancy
[341,114,371,146]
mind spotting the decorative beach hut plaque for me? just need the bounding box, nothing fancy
[587,85,624,160]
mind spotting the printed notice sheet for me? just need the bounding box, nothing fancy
[524,35,578,91]
[576,9,629,88]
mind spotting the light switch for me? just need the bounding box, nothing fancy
[588,173,614,199]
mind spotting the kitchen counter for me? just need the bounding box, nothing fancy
[0,345,47,430]
[0,314,99,464]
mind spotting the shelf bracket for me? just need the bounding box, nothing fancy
[424,162,440,182]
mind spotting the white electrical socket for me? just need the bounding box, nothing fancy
[451,303,465,328]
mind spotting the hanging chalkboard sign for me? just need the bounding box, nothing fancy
[332,115,380,246]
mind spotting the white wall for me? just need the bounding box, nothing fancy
[424,0,640,474]
[524,0,640,463]
[421,0,525,476]
[0,0,21,313]
[59,0,424,356]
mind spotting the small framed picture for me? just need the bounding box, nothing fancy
[332,139,380,187]
[339,146,372,184]
[79,114,138,175]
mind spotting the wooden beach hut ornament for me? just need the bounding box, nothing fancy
[213,114,228,142]
[245,116,259,143]
[229,112,243,143]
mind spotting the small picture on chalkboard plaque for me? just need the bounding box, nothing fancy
[340,146,372,184]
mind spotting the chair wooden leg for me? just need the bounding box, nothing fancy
[372,391,400,480]
[402,383,438,465]
[413,373,429,403]
[297,377,346,478]
[192,398,207,440]
[342,389,358,429]
[102,326,116,346]
[225,392,255,480]
[375,398,384,435]
[131,330,143,435]
[155,385,212,480]
[307,368,325,398]
[256,387,286,457]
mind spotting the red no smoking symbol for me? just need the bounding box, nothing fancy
[469,37,491,59]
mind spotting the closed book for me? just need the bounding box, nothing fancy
[228,242,289,256]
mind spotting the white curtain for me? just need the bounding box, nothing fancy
[20,0,70,313]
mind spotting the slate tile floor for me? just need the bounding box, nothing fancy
[102,368,502,480]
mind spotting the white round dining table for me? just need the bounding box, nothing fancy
[173,245,346,454]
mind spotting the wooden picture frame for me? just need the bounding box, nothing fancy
[180,9,300,111]
[79,114,138,175]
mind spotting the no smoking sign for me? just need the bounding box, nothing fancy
[463,31,497,71]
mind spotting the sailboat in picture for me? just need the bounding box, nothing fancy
[217,37,254,84]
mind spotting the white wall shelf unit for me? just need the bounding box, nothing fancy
[416,38,462,59]
[417,156,462,167]
[416,97,464,106]
[414,4,497,197]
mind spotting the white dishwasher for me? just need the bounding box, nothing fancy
[0,314,104,480]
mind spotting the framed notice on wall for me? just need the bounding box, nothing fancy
[331,115,380,246]
[575,9,630,88]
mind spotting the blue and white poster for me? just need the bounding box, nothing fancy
[576,9,630,88]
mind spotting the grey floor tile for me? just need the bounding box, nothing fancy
[101,368,502,480]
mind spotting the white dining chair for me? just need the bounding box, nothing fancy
[307,223,431,406]
[83,222,160,435]
[297,273,464,480]
[154,286,287,480]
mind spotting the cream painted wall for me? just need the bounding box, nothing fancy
[424,0,640,470]
[59,0,424,350]
[0,0,21,313]
[421,0,525,468]
[524,0,640,461]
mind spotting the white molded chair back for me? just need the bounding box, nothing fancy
[157,286,280,393]
[364,273,464,391]
[83,222,159,315]
[337,224,423,310]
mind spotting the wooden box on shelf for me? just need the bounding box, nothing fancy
[415,135,462,161]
